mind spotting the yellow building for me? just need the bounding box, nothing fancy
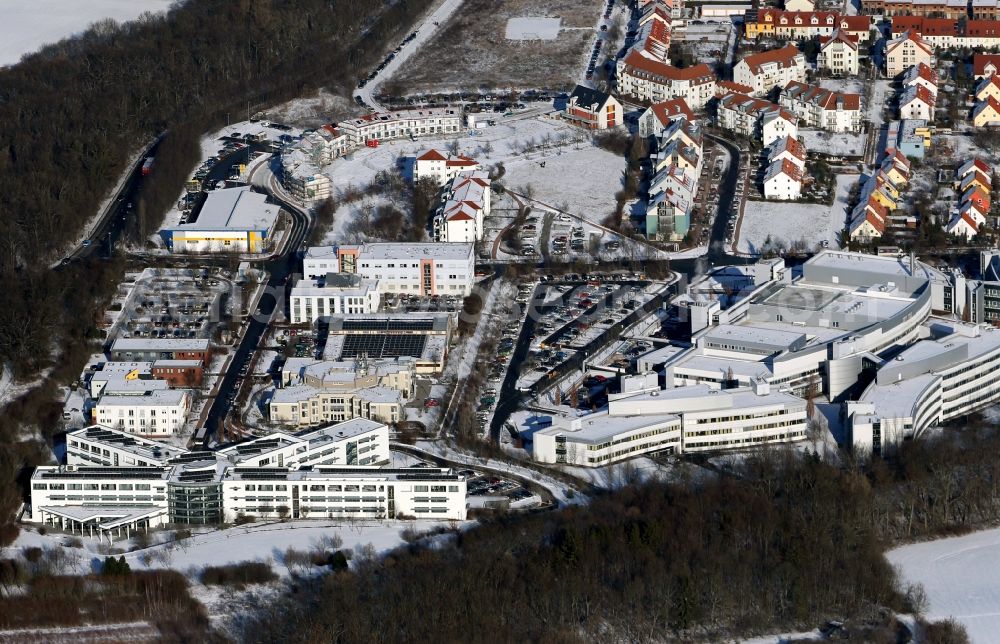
[165,186,279,254]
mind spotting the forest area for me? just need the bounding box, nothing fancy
[237,425,1000,643]
[0,0,434,542]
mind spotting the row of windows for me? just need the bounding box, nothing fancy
[34,482,156,491]
[686,430,806,450]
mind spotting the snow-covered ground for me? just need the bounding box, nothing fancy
[799,129,867,158]
[10,518,464,576]
[737,174,854,254]
[506,17,562,40]
[887,526,1000,644]
[314,110,634,245]
[0,0,174,67]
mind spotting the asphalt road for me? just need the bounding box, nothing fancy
[197,179,312,447]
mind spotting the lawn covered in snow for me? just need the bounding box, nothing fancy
[0,0,174,67]
[737,174,855,254]
[887,526,1000,643]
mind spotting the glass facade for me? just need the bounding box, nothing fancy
[168,483,223,525]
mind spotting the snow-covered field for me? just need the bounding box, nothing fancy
[737,174,855,254]
[10,518,464,576]
[0,0,174,67]
[887,527,1000,644]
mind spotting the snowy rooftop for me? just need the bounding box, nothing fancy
[111,338,210,351]
[174,186,279,232]
[538,409,682,443]
[859,373,940,419]
[307,242,474,262]
[95,390,188,407]
[69,425,189,462]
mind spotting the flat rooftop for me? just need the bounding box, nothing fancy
[307,243,474,262]
[704,324,808,349]
[111,338,210,351]
[860,372,940,419]
[176,186,279,232]
[537,410,682,444]
[69,426,188,462]
[95,390,187,407]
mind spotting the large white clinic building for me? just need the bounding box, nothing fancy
[303,243,475,296]
[662,251,939,399]
[29,464,467,540]
[848,321,1000,455]
[164,186,280,254]
[28,418,466,540]
[533,377,807,467]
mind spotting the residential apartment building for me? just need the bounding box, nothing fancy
[733,45,807,96]
[279,125,347,204]
[616,52,717,109]
[717,92,799,145]
[862,0,967,18]
[434,171,491,243]
[637,98,696,138]
[412,149,480,185]
[780,81,862,132]
[763,158,804,200]
[562,85,623,130]
[973,95,1000,126]
[745,8,870,41]
[898,83,936,121]
[818,30,860,75]
[304,242,475,296]
[289,274,381,324]
[92,390,191,437]
[885,31,934,77]
[975,53,1000,79]
[336,107,462,146]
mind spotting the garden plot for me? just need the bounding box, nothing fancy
[737,174,855,254]
[385,0,605,93]
[799,129,866,158]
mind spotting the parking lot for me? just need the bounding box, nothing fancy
[106,267,231,342]
[512,274,655,391]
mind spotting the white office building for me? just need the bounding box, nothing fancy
[66,425,189,468]
[289,274,381,324]
[217,418,391,468]
[28,463,467,541]
[533,379,808,466]
[848,321,1000,455]
[303,242,475,296]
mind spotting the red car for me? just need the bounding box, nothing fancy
[424,398,439,408]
